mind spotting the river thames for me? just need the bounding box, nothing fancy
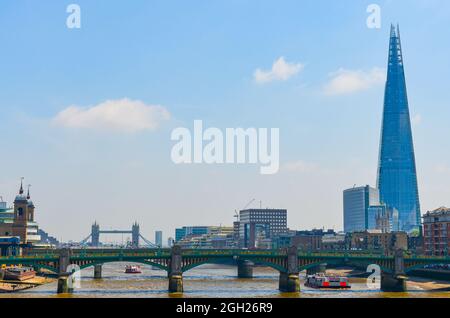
[0,263,449,298]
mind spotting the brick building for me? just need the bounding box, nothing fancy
[423,207,450,256]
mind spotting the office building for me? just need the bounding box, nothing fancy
[238,209,288,248]
[377,25,421,233]
[175,226,210,242]
[155,231,163,247]
[176,226,234,249]
[343,185,380,233]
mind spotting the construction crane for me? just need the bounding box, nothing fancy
[234,199,256,222]
[243,199,256,210]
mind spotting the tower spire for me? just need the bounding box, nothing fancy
[19,177,24,195]
[27,184,31,200]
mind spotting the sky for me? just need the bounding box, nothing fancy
[1,0,450,243]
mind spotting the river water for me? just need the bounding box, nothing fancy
[1,263,449,298]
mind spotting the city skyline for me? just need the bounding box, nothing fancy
[1,1,450,242]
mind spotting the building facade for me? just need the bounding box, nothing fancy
[423,207,450,256]
[176,226,234,249]
[377,25,421,233]
[0,182,41,254]
[343,185,380,233]
[175,226,210,242]
[347,230,408,256]
[155,231,163,247]
[272,229,346,252]
[238,209,287,248]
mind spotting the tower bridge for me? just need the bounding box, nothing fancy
[80,222,157,248]
[1,247,449,294]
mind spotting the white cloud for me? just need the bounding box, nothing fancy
[53,98,171,133]
[254,57,304,84]
[324,67,385,95]
[411,114,422,126]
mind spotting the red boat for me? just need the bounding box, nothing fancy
[305,274,351,289]
[125,265,142,274]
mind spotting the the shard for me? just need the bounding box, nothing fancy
[377,25,421,233]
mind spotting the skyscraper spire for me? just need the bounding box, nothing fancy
[377,24,421,233]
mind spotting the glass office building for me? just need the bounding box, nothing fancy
[377,25,421,233]
[343,186,380,233]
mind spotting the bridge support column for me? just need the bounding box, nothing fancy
[237,260,254,279]
[94,264,102,279]
[380,272,407,292]
[168,246,183,293]
[279,246,300,293]
[57,249,73,294]
[57,274,73,294]
[279,272,300,292]
[381,249,407,292]
[169,274,184,293]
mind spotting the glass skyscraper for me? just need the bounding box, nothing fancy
[377,25,421,233]
[343,185,380,233]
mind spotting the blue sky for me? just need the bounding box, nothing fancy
[1,1,450,242]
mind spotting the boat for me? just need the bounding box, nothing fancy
[305,273,351,289]
[2,267,36,281]
[125,265,142,274]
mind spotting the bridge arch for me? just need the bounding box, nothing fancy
[75,260,169,272]
[404,263,448,274]
[29,263,59,274]
[299,259,394,274]
[181,258,286,273]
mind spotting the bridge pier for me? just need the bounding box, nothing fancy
[279,246,300,293]
[94,264,102,279]
[57,249,73,294]
[168,246,183,293]
[57,274,74,294]
[279,272,300,292]
[381,249,407,292]
[237,260,254,279]
[380,272,407,292]
[168,274,184,293]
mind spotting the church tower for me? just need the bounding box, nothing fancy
[12,179,29,243]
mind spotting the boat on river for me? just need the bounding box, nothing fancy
[2,267,36,281]
[305,273,351,289]
[125,265,142,274]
